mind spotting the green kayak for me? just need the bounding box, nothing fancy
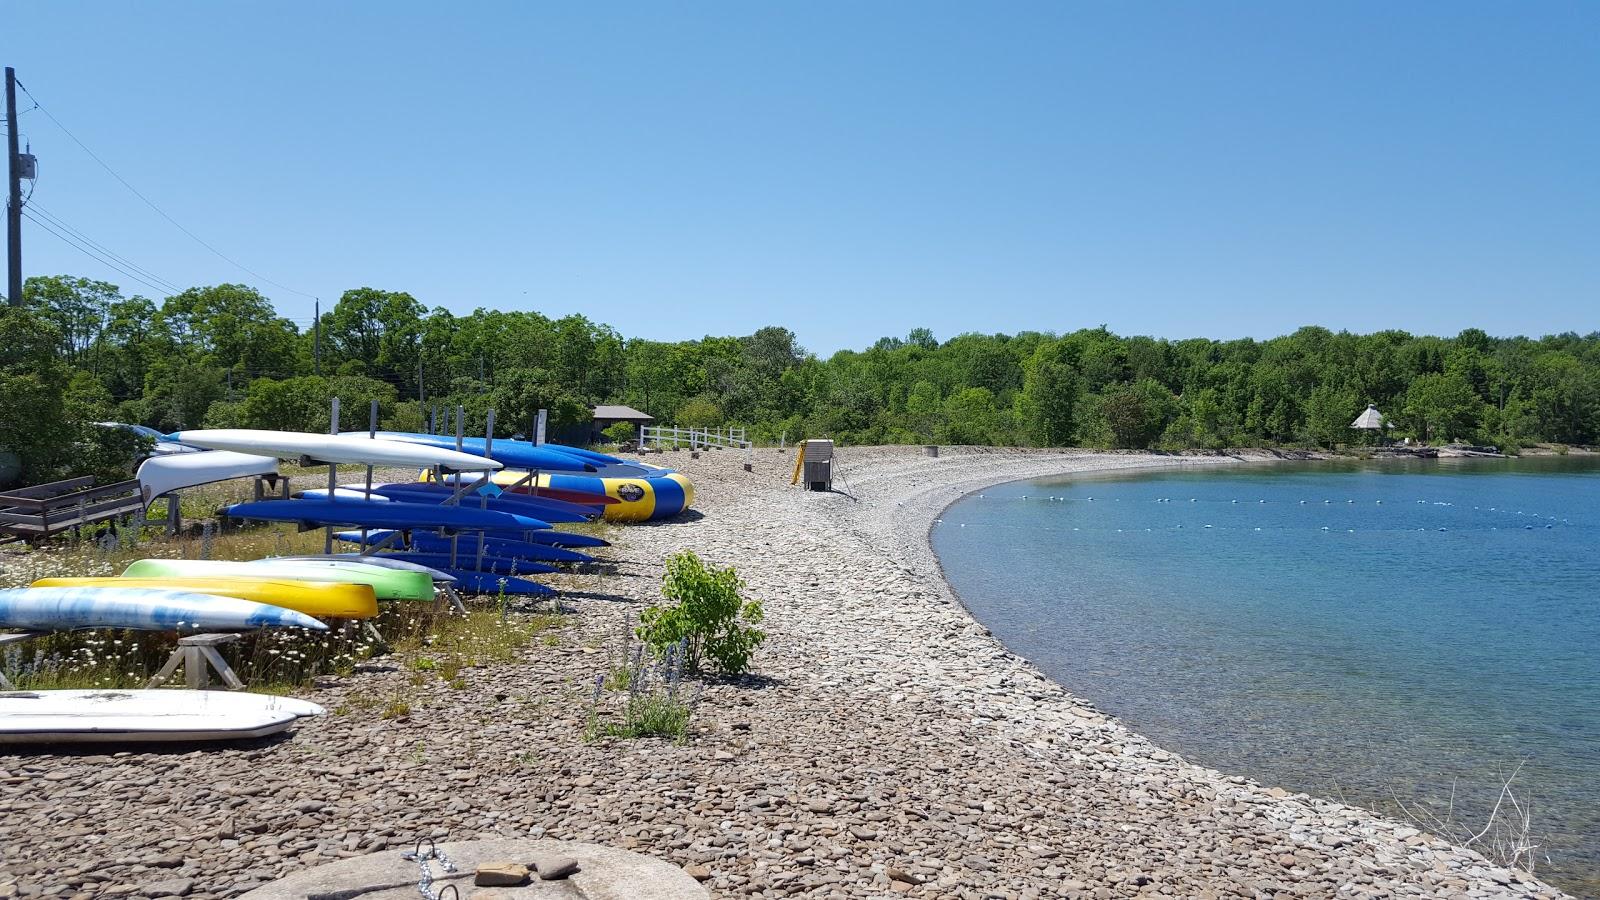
[122,558,435,602]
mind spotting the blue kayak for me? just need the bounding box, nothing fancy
[299,487,594,523]
[406,532,593,563]
[369,432,596,473]
[335,528,608,550]
[378,552,557,577]
[369,485,599,523]
[225,499,551,532]
[448,571,553,596]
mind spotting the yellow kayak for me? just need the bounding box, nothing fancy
[31,577,379,620]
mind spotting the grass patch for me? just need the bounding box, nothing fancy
[585,635,701,744]
[394,609,565,683]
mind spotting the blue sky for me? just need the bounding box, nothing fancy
[8,2,1597,353]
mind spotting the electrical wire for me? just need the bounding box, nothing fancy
[25,203,186,295]
[21,208,177,297]
[13,79,317,300]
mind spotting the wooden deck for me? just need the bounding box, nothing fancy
[0,476,146,544]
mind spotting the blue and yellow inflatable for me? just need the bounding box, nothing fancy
[539,469,694,522]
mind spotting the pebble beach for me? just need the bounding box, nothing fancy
[0,446,1569,899]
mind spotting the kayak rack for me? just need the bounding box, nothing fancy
[0,631,46,689]
[0,630,248,692]
[146,633,246,691]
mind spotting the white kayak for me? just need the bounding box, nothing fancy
[168,429,502,472]
[137,450,280,504]
[0,690,324,743]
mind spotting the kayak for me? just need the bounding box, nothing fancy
[30,577,378,620]
[271,554,457,583]
[355,432,596,473]
[0,586,327,632]
[299,486,595,523]
[136,450,279,504]
[169,429,500,471]
[444,571,554,596]
[224,499,551,532]
[377,552,557,577]
[122,559,435,602]
[0,690,324,744]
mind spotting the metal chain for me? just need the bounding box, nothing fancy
[401,839,458,900]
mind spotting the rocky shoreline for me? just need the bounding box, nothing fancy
[0,446,1569,898]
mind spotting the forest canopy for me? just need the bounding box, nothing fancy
[6,273,1599,483]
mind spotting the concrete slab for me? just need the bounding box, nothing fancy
[238,839,708,900]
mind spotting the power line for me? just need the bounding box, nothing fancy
[13,79,317,300]
[21,208,176,297]
[26,203,185,295]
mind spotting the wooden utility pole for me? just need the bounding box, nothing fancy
[312,298,321,375]
[5,67,22,306]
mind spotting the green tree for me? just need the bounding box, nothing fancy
[24,275,122,364]
[1403,372,1481,443]
[1018,341,1080,446]
[941,387,1002,445]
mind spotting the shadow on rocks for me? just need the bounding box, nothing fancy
[710,672,783,691]
[0,730,298,759]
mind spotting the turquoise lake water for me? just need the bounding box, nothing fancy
[931,457,1600,895]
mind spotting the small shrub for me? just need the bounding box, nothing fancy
[638,551,766,676]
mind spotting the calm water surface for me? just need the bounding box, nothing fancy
[932,457,1600,895]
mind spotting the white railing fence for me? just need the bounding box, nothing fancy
[640,425,753,458]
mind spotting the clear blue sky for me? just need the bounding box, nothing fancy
[9,2,1597,354]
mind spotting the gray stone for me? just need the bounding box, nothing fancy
[529,853,579,881]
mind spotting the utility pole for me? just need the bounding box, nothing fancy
[312,298,321,376]
[417,358,425,404]
[6,67,22,306]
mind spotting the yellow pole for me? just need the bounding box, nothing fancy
[789,442,807,485]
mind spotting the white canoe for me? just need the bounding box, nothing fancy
[137,450,280,504]
[168,430,502,472]
[0,690,324,743]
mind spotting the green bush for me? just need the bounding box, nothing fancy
[638,551,766,676]
[601,421,637,444]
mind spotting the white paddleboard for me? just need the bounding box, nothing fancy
[137,450,281,505]
[168,430,502,472]
[0,690,325,743]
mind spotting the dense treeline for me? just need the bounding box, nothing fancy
[4,274,1598,484]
